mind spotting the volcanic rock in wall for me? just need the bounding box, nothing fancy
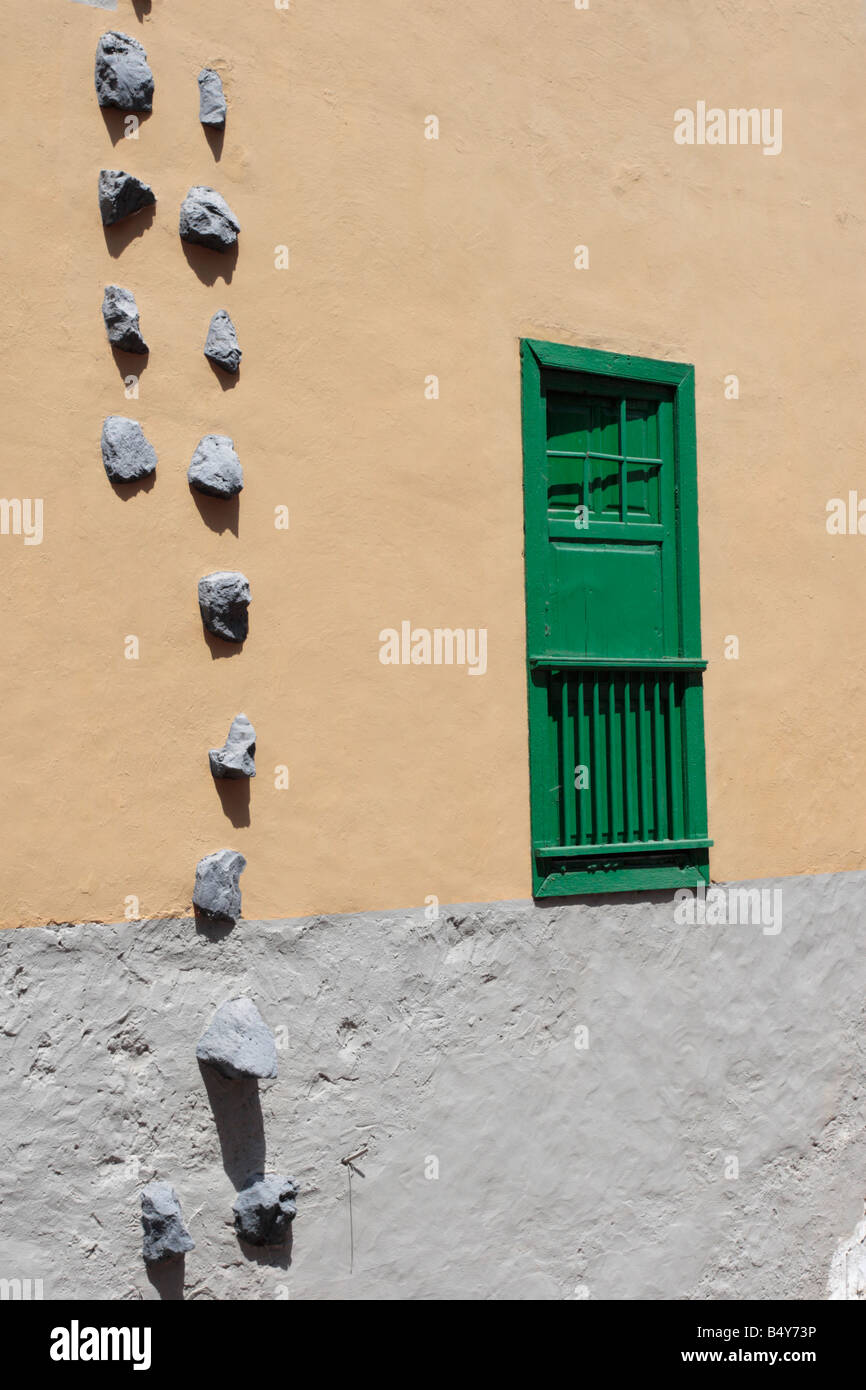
[198,571,250,643]
[140,1182,194,1263]
[179,186,239,252]
[94,31,154,112]
[188,435,243,499]
[233,1175,299,1245]
[100,416,157,482]
[203,310,241,373]
[192,850,247,926]
[98,170,156,227]
[198,68,226,127]
[196,997,277,1078]
[102,284,147,354]
[209,714,256,780]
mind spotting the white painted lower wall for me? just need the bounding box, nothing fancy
[1,873,865,1300]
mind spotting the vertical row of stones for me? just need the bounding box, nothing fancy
[96,35,158,484]
[174,60,250,930]
[89,28,295,1264]
[93,30,252,929]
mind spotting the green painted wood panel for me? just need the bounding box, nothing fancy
[521,340,711,897]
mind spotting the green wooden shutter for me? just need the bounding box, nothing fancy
[521,340,711,897]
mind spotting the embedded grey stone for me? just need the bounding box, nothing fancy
[98,169,155,227]
[102,284,147,354]
[198,570,250,643]
[94,31,154,112]
[209,714,256,780]
[196,997,276,1079]
[188,435,243,499]
[140,1181,194,1263]
[198,68,226,127]
[101,416,157,482]
[193,849,246,925]
[179,186,240,252]
[204,310,241,374]
[233,1175,299,1246]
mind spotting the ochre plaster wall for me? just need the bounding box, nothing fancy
[2,0,865,927]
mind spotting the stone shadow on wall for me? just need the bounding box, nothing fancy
[236,1229,292,1271]
[100,107,152,147]
[181,239,238,286]
[214,777,251,828]
[102,205,156,258]
[110,344,149,387]
[202,627,246,661]
[203,125,225,162]
[145,1255,186,1301]
[206,358,240,391]
[193,913,235,942]
[190,486,239,536]
[109,471,155,500]
[199,1063,267,1191]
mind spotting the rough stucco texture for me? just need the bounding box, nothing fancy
[3,1,866,928]
[1,872,865,1300]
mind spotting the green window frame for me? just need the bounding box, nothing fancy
[520,338,711,897]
